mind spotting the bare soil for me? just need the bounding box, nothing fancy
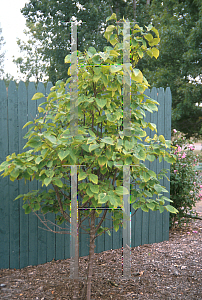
[0,217,202,300]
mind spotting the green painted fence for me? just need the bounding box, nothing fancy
[0,80,171,269]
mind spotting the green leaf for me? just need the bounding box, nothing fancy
[125,156,132,165]
[98,193,109,204]
[114,223,119,232]
[159,206,164,213]
[24,205,32,214]
[89,144,100,152]
[107,161,113,168]
[101,137,114,145]
[52,178,63,188]
[137,49,143,58]
[44,177,52,187]
[146,154,156,162]
[136,149,146,160]
[31,92,44,100]
[10,168,20,179]
[89,174,98,184]
[115,186,129,196]
[58,150,70,161]
[87,46,96,57]
[142,172,150,182]
[141,204,149,212]
[78,172,87,181]
[133,202,141,210]
[110,65,122,73]
[109,194,118,207]
[98,156,108,167]
[164,156,176,163]
[44,134,57,144]
[89,184,99,194]
[147,170,157,178]
[33,203,40,211]
[146,202,155,211]
[165,205,178,214]
[14,194,24,201]
[99,52,109,61]
[25,136,41,148]
[35,156,43,164]
[95,98,107,108]
[88,129,96,137]
[153,184,167,194]
[106,230,111,236]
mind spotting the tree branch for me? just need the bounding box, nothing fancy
[95,209,108,232]
[53,184,70,223]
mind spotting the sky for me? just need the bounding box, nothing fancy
[0,0,29,79]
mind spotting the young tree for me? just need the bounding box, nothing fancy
[0,13,177,299]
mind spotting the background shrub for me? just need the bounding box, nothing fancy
[170,129,201,228]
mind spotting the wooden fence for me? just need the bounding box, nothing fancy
[0,80,171,269]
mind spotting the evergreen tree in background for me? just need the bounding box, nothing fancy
[19,0,202,137]
[13,30,49,83]
[141,0,202,137]
[0,24,5,79]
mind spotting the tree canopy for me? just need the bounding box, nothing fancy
[19,0,202,137]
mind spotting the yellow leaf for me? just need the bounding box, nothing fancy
[106,25,116,32]
[109,50,120,57]
[152,48,159,59]
[159,135,165,143]
[144,33,153,42]
[134,24,141,30]
[132,69,143,83]
[38,107,44,113]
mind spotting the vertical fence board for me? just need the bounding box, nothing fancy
[45,82,57,262]
[155,87,164,243]
[142,89,151,245]
[104,210,113,251]
[95,210,105,254]
[27,82,38,267]
[36,82,47,265]
[163,87,172,240]
[8,81,20,269]
[18,81,29,268]
[0,80,9,269]
[112,212,122,250]
[150,87,159,245]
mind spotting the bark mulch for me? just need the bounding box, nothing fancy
[0,218,201,300]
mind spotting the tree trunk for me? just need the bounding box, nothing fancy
[86,211,96,300]
[146,0,151,5]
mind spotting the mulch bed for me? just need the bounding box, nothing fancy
[0,219,202,300]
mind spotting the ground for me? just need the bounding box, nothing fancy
[0,214,201,299]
